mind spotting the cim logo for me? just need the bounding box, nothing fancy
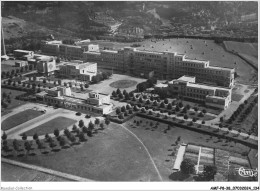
[236,167,258,178]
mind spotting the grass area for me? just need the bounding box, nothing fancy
[1,88,27,116]
[1,64,16,72]
[239,105,258,136]
[124,116,252,181]
[2,109,43,131]
[23,117,77,136]
[109,80,137,89]
[224,41,257,58]
[231,93,244,102]
[12,123,159,181]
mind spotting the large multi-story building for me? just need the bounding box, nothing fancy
[36,87,113,115]
[59,44,83,60]
[84,47,235,87]
[59,60,97,81]
[36,55,57,76]
[155,75,232,109]
[41,40,62,56]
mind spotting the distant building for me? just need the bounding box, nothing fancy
[13,50,34,59]
[59,60,97,81]
[36,87,113,115]
[155,75,232,109]
[59,44,83,60]
[36,55,56,76]
[15,61,28,67]
[41,40,62,55]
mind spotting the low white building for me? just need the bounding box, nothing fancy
[36,87,113,115]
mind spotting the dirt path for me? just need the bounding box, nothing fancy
[120,124,163,181]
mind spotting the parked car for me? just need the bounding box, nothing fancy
[85,114,91,118]
[76,112,82,116]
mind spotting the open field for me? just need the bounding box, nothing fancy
[123,116,252,181]
[11,123,159,181]
[1,88,27,116]
[2,109,43,131]
[224,41,258,58]
[1,162,71,182]
[23,117,77,136]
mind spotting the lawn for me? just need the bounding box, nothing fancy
[23,117,77,136]
[231,93,244,102]
[1,64,16,72]
[109,80,138,89]
[124,116,252,181]
[88,74,146,94]
[1,109,43,131]
[12,123,159,181]
[224,41,257,58]
[1,88,27,116]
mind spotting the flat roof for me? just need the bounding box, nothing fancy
[83,51,101,55]
[155,83,168,88]
[101,49,118,53]
[207,66,234,71]
[178,75,195,82]
[187,83,230,91]
[14,49,33,53]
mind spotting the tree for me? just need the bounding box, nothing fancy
[54,129,60,137]
[180,158,195,174]
[121,106,126,112]
[118,93,124,99]
[100,123,104,130]
[178,102,183,108]
[24,141,32,153]
[193,107,198,112]
[139,97,143,103]
[192,118,197,122]
[202,109,207,114]
[33,133,39,140]
[220,117,224,122]
[116,88,121,95]
[112,90,117,97]
[167,103,172,110]
[202,165,217,181]
[95,118,100,127]
[88,121,95,131]
[105,118,110,127]
[184,114,188,120]
[79,120,84,128]
[160,102,165,108]
[2,131,7,140]
[164,98,169,104]
[186,104,190,110]
[82,126,88,133]
[43,79,46,84]
[201,120,205,124]
[118,113,124,119]
[22,133,27,140]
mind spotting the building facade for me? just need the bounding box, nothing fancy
[14,50,34,59]
[36,55,57,76]
[36,87,113,115]
[155,75,232,109]
[59,60,97,81]
[84,47,234,87]
[41,40,62,55]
